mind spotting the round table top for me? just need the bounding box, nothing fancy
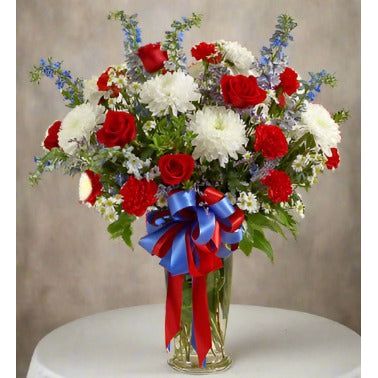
[27,304,360,378]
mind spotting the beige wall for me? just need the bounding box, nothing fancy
[17,0,360,376]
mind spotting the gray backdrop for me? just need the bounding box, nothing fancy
[17,0,360,376]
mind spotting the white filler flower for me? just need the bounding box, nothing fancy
[219,40,258,76]
[237,192,260,213]
[139,71,201,116]
[188,106,248,167]
[58,104,98,154]
[295,103,341,155]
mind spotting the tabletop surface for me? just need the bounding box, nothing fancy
[27,304,360,378]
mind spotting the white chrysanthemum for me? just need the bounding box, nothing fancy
[83,76,104,105]
[237,192,260,214]
[79,171,93,204]
[295,103,341,155]
[188,106,248,167]
[58,104,99,154]
[219,40,258,76]
[139,71,201,116]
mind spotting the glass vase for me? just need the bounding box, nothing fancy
[167,255,233,374]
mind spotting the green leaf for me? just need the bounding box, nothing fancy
[252,229,274,262]
[332,109,350,124]
[107,212,136,249]
[248,213,286,239]
[272,207,298,237]
[121,226,133,248]
[239,232,253,256]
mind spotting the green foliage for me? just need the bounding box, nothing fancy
[273,14,298,43]
[29,148,68,186]
[107,212,136,248]
[239,214,274,261]
[279,133,312,168]
[322,73,337,88]
[250,213,286,238]
[332,109,350,124]
[270,207,298,238]
[149,114,195,156]
[239,210,298,260]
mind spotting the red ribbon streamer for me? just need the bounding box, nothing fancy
[157,188,245,367]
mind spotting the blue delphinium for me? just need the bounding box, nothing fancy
[250,159,280,182]
[258,15,297,90]
[30,57,84,107]
[115,173,128,187]
[304,70,337,102]
[108,11,145,82]
[162,13,202,71]
[135,26,142,44]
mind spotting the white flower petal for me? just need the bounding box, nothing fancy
[58,104,97,154]
[139,71,201,116]
[295,103,341,155]
[188,106,248,167]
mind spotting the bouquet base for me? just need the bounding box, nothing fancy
[168,354,232,374]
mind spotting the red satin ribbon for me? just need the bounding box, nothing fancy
[161,187,244,367]
[192,275,212,365]
[165,271,213,367]
[165,273,184,348]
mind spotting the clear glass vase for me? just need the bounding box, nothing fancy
[167,255,233,374]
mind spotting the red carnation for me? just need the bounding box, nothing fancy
[137,43,168,73]
[43,120,61,150]
[325,148,340,170]
[261,170,292,203]
[254,124,288,160]
[191,42,222,64]
[79,170,103,206]
[276,67,300,108]
[97,67,120,97]
[120,176,158,216]
[278,67,300,96]
[158,154,195,185]
[221,75,267,109]
[96,110,137,148]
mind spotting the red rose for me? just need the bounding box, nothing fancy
[191,42,222,64]
[120,176,158,216]
[254,124,288,160]
[97,67,120,98]
[79,170,103,206]
[278,67,300,96]
[137,43,168,73]
[325,148,340,170]
[158,154,195,185]
[261,170,292,203]
[43,120,61,150]
[221,75,267,108]
[96,110,137,148]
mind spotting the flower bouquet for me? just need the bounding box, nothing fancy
[29,11,348,373]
